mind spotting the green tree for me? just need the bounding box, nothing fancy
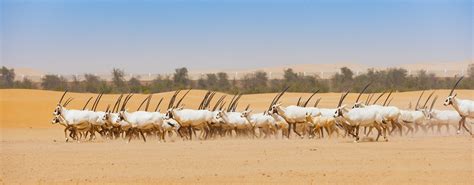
[83,74,103,93]
[173,67,190,88]
[112,68,127,92]
[41,75,68,91]
[14,78,35,89]
[0,66,15,88]
[128,76,143,93]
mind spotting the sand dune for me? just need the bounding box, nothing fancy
[1,89,473,128]
[1,89,473,184]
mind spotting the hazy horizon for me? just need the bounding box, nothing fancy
[2,0,472,74]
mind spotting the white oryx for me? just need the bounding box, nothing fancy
[398,90,434,134]
[422,96,461,134]
[443,77,474,135]
[334,91,388,142]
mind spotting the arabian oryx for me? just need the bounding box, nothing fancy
[334,91,388,142]
[165,90,215,140]
[398,90,434,134]
[443,77,474,135]
[118,94,171,142]
[422,96,461,134]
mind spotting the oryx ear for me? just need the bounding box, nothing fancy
[249,109,253,113]
[453,93,457,97]
[341,104,347,108]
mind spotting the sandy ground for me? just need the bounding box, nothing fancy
[1,89,474,184]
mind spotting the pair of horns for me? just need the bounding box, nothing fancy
[227,93,242,112]
[91,92,104,111]
[212,95,226,111]
[382,90,393,106]
[449,76,464,96]
[429,95,438,112]
[137,94,152,111]
[168,89,192,109]
[355,82,372,103]
[63,97,73,107]
[121,93,134,111]
[58,90,68,105]
[337,91,350,107]
[154,97,164,112]
[267,86,290,113]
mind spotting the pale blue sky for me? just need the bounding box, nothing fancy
[1,0,472,74]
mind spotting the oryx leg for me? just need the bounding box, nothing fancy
[139,130,146,142]
[460,117,472,135]
[457,117,465,134]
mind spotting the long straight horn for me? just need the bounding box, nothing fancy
[268,86,289,111]
[115,94,126,112]
[212,95,226,111]
[449,76,464,96]
[303,89,319,107]
[227,94,238,112]
[204,92,217,109]
[63,97,72,107]
[429,95,438,112]
[383,90,393,106]
[145,94,152,111]
[63,98,73,107]
[174,89,192,108]
[245,104,250,111]
[82,97,93,110]
[314,98,321,107]
[202,91,215,109]
[119,94,129,111]
[105,104,110,112]
[91,93,100,111]
[219,101,226,111]
[267,92,281,112]
[365,93,374,105]
[154,97,164,112]
[271,86,290,109]
[121,94,134,111]
[387,98,394,106]
[198,91,211,110]
[415,90,425,110]
[356,82,372,103]
[58,90,68,104]
[93,93,104,111]
[296,97,302,106]
[137,95,150,111]
[112,94,123,113]
[422,91,435,109]
[229,94,241,112]
[167,90,180,109]
[372,91,386,105]
[231,94,243,111]
[337,91,350,107]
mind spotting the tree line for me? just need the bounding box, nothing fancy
[1,64,473,94]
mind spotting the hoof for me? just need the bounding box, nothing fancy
[456,130,461,134]
[353,140,358,143]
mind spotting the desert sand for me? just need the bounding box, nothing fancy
[1,89,473,184]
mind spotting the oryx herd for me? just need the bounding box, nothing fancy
[51,77,473,143]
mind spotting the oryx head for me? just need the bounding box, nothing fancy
[215,110,226,120]
[352,102,366,109]
[334,91,350,118]
[444,76,463,106]
[270,103,282,114]
[53,90,68,116]
[422,95,438,120]
[51,115,62,124]
[240,109,253,118]
[164,108,174,119]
